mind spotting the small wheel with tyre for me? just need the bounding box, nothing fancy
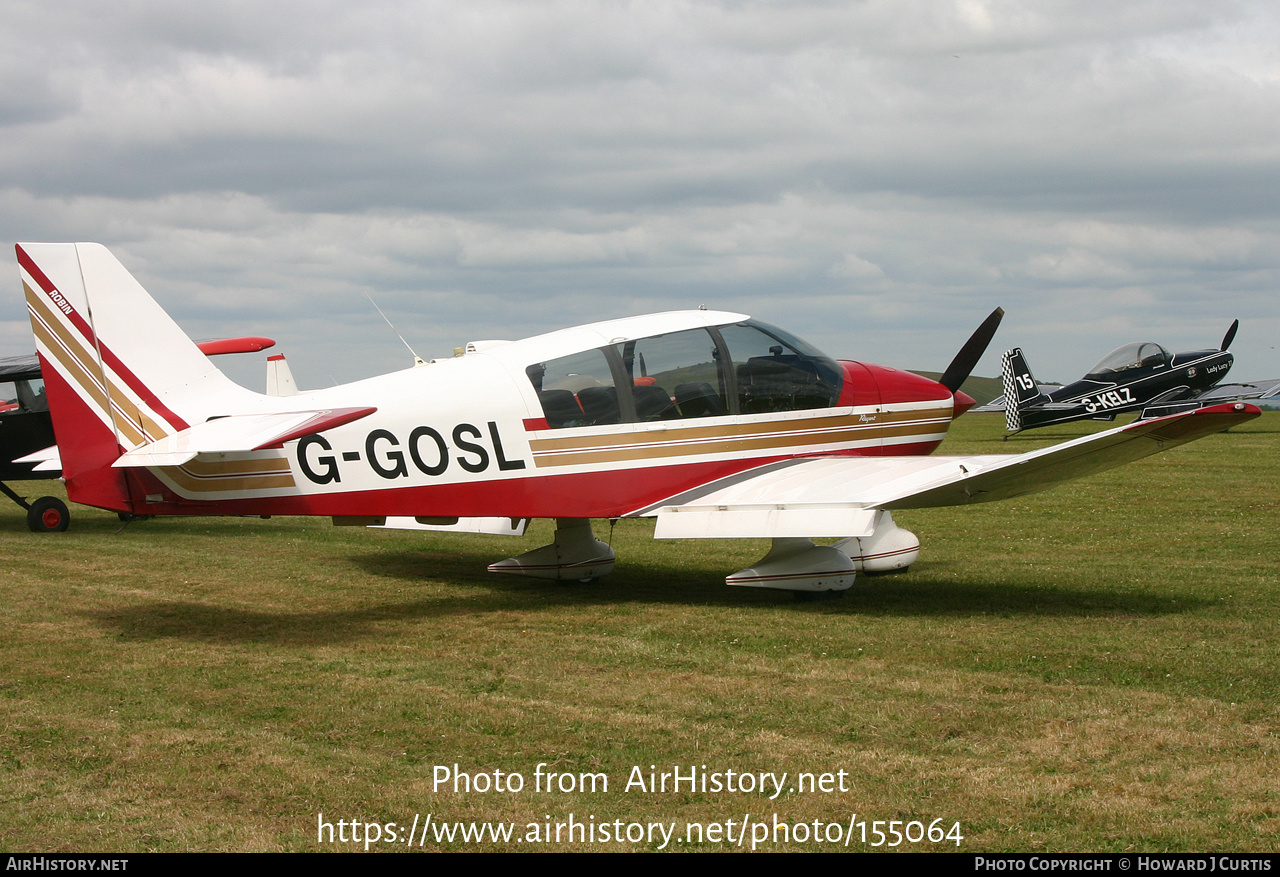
[27,496,70,533]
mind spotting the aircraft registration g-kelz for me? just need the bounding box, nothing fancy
[18,243,1261,595]
[991,321,1280,434]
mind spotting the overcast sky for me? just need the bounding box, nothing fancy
[2,0,1278,390]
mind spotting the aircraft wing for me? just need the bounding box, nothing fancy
[641,402,1258,538]
[112,407,377,467]
[1138,379,1280,420]
[1191,378,1280,403]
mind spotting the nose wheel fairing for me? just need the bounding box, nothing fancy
[726,511,918,592]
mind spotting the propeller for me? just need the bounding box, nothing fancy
[1221,319,1238,351]
[939,307,1004,394]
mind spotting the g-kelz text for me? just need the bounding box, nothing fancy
[1081,388,1135,413]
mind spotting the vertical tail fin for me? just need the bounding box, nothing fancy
[999,347,1049,432]
[266,354,300,396]
[18,242,253,509]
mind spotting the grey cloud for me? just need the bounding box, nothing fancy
[1,0,1279,387]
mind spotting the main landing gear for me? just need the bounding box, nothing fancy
[1,481,71,533]
[487,512,919,596]
[725,512,919,597]
[488,518,616,583]
[27,496,70,532]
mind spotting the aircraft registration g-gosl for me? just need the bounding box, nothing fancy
[19,243,1261,594]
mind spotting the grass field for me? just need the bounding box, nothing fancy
[2,411,1277,852]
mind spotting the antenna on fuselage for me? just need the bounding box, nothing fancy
[363,291,427,367]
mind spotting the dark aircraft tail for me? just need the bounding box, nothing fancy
[1000,348,1050,432]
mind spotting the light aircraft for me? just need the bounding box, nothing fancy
[981,322,1280,434]
[18,243,1260,593]
[0,352,66,530]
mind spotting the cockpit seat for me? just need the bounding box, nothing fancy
[576,386,622,425]
[538,389,584,428]
[634,384,678,421]
[674,381,725,418]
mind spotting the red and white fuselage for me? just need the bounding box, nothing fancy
[21,242,958,522]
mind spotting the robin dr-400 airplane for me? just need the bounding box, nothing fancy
[19,243,1260,594]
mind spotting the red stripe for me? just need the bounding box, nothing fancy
[252,407,378,450]
[16,245,57,298]
[86,326,190,432]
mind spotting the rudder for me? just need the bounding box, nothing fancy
[18,242,254,510]
[999,347,1049,432]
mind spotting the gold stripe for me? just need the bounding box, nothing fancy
[180,456,293,477]
[548,416,947,453]
[29,296,147,447]
[159,466,296,493]
[26,281,159,447]
[529,407,951,453]
[531,418,949,468]
[29,306,110,411]
[26,281,110,401]
[140,411,168,443]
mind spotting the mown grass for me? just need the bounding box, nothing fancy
[1,412,1277,852]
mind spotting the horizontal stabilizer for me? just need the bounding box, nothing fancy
[972,385,1062,413]
[113,407,376,467]
[13,445,62,472]
[644,402,1259,537]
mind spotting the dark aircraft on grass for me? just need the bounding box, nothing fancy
[980,320,1280,434]
[0,353,67,530]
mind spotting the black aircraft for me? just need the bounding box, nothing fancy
[0,353,68,531]
[980,320,1280,433]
